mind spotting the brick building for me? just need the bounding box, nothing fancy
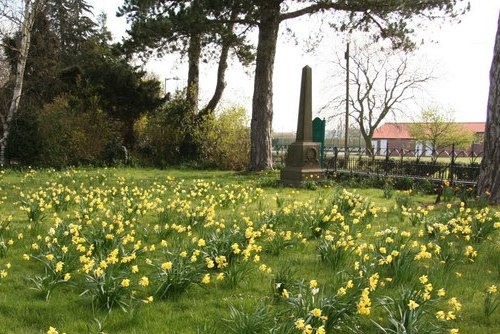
[372,122,485,156]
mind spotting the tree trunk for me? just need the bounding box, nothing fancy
[0,0,41,166]
[362,134,374,158]
[358,124,373,157]
[250,2,281,171]
[187,31,201,113]
[477,11,500,204]
[199,33,231,118]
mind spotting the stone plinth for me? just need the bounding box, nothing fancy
[281,145,324,186]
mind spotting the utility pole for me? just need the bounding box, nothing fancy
[344,41,350,158]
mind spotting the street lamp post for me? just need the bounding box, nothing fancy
[164,76,180,93]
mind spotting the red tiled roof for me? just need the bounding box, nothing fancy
[373,123,413,139]
[373,122,485,139]
[462,122,487,133]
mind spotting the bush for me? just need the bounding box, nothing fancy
[412,179,435,194]
[134,92,197,167]
[394,177,414,190]
[195,107,250,170]
[134,99,250,170]
[453,162,480,181]
[37,95,122,167]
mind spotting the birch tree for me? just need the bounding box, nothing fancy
[0,0,46,166]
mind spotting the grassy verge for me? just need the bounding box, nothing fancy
[0,167,497,333]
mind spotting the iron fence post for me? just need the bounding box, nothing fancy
[334,147,338,173]
[450,144,455,183]
[385,147,389,176]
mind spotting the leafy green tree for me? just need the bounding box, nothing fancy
[73,37,163,147]
[47,0,96,52]
[3,1,163,165]
[408,107,475,161]
[119,1,254,163]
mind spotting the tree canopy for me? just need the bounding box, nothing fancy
[0,0,163,165]
[408,107,475,154]
[114,0,471,170]
[118,0,254,113]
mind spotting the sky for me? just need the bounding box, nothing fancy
[89,0,500,133]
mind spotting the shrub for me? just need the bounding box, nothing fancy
[394,177,414,190]
[134,95,251,170]
[195,107,250,170]
[134,92,195,167]
[453,162,480,181]
[383,183,395,199]
[37,95,122,167]
[412,179,435,194]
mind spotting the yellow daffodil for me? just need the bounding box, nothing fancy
[139,276,149,286]
[161,261,173,271]
[408,300,419,310]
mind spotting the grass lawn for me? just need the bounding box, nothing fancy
[0,167,498,334]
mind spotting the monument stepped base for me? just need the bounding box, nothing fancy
[280,167,324,186]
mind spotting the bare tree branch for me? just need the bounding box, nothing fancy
[279,1,367,22]
[326,41,433,155]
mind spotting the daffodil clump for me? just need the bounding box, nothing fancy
[401,204,434,226]
[394,189,413,213]
[0,214,13,257]
[19,189,52,224]
[374,275,461,333]
[286,279,362,333]
[484,284,499,318]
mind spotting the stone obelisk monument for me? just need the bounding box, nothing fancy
[281,66,324,186]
